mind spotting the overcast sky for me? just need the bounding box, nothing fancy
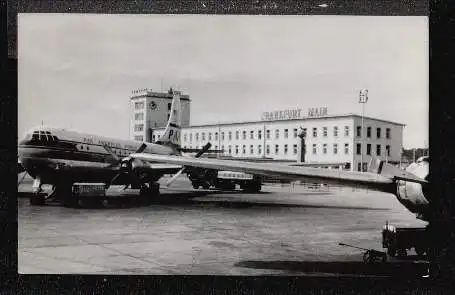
[18,14,428,148]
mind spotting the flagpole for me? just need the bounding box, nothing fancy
[359,89,368,172]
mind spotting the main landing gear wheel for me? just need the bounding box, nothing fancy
[139,182,160,205]
[57,183,78,208]
[415,246,426,256]
[29,193,45,206]
[397,249,407,257]
[387,247,397,257]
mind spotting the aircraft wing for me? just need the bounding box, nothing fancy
[129,153,400,194]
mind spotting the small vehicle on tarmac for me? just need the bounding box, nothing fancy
[186,167,262,192]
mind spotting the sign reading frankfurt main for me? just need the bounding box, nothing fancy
[261,107,328,121]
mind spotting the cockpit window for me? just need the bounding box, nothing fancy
[31,132,39,141]
[24,129,59,145]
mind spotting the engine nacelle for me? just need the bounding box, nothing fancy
[120,157,145,175]
[395,157,429,216]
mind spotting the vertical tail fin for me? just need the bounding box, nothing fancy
[157,92,182,148]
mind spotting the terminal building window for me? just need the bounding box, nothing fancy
[367,127,371,138]
[345,126,350,136]
[228,145,232,154]
[250,131,254,140]
[293,144,298,155]
[356,143,361,155]
[275,144,279,154]
[333,126,338,137]
[134,113,144,120]
[323,127,328,137]
[258,145,262,155]
[189,133,193,142]
[333,143,338,155]
[236,131,239,140]
[235,145,239,154]
[168,102,172,111]
[386,145,390,157]
[313,128,317,137]
[229,131,232,140]
[134,102,144,110]
[344,143,349,154]
[358,163,362,172]
[134,124,144,132]
[215,132,218,141]
[376,144,381,156]
[275,129,279,139]
[266,130,271,139]
[242,131,247,140]
[134,135,143,141]
[284,129,289,139]
[312,144,317,155]
[293,128,298,138]
[242,145,246,154]
[266,145,270,155]
[386,128,391,139]
[258,130,262,140]
[221,132,224,141]
[196,133,199,141]
[301,128,307,138]
[356,126,361,137]
[183,133,187,142]
[208,132,212,140]
[250,145,254,154]
[323,144,327,154]
[202,133,206,141]
[377,128,381,139]
[284,144,288,154]
[153,135,156,142]
[366,144,371,155]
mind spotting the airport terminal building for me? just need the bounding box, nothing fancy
[130,89,404,172]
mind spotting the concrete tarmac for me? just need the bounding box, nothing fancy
[18,176,428,275]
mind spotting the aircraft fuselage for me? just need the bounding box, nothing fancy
[18,127,182,185]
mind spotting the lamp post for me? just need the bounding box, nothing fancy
[359,89,368,172]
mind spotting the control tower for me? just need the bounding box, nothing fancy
[130,87,191,142]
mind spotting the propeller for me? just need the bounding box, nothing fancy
[104,143,147,189]
[165,142,212,187]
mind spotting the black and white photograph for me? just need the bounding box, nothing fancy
[17,13,429,276]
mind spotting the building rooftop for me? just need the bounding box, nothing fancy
[130,88,191,101]
[153,113,405,130]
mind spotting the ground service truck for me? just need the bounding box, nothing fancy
[186,168,262,192]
